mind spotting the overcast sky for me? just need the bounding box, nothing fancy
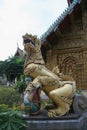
[0,0,68,61]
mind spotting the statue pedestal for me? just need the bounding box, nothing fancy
[23,110,87,130]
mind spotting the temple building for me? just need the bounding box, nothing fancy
[40,0,87,89]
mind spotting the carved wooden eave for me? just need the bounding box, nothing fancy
[40,0,84,47]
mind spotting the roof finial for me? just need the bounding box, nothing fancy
[67,0,73,6]
[17,40,19,48]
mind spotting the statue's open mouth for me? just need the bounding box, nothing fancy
[24,38,36,48]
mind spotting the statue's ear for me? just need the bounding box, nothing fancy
[33,35,41,46]
[33,35,37,40]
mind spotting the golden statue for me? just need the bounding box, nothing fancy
[23,33,76,117]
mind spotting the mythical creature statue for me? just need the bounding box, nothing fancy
[23,33,76,117]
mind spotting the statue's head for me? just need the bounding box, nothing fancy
[23,33,41,53]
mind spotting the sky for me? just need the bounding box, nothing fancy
[0,0,68,61]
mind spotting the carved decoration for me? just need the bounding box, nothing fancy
[56,49,85,89]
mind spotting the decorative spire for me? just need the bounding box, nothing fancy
[67,0,73,6]
[16,39,19,49]
[17,42,19,48]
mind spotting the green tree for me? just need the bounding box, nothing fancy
[0,61,5,76]
[0,56,25,81]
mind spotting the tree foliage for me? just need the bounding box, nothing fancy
[0,56,25,81]
[0,61,5,76]
[14,75,27,93]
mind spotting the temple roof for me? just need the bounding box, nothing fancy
[40,0,81,42]
[15,47,25,58]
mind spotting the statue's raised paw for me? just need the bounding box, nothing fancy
[25,85,33,91]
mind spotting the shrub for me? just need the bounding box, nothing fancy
[14,81,27,93]
[0,107,27,130]
[0,88,27,130]
[0,104,9,112]
[14,75,27,93]
[0,87,23,107]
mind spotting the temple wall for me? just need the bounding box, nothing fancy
[45,9,87,90]
[45,50,57,70]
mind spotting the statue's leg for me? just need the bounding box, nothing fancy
[48,83,76,117]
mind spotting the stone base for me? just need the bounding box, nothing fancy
[23,110,87,130]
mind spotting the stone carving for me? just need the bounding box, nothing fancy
[23,33,77,117]
[73,94,87,114]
